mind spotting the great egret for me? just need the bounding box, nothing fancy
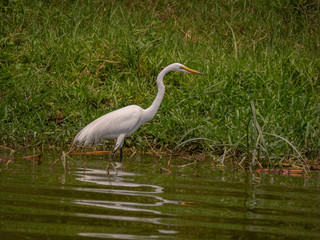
[73,63,203,161]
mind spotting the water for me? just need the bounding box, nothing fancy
[0,152,319,239]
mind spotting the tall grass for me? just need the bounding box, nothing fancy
[1,0,319,167]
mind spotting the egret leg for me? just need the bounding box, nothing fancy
[112,150,116,160]
[120,147,123,163]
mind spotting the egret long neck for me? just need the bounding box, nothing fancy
[144,69,168,122]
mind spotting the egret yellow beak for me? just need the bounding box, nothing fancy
[181,66,204,75]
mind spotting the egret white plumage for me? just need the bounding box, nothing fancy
[73,63,203,161]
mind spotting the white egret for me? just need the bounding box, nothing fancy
[73,63,203,161]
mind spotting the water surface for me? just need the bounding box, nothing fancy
[0,153,319,239]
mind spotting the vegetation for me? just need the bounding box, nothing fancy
[1,0,319,168]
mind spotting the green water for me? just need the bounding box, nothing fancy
[0,153,319,239]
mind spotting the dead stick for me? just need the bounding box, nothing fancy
[23,131,31,155]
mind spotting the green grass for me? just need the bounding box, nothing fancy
[1,0,319,168]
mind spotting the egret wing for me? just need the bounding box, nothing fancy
[74,105,143,145]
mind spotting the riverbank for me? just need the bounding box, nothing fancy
[1,1,319,169]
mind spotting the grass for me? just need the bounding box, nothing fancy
[1,0,319,168]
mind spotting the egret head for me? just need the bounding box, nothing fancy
[169,63,204,75]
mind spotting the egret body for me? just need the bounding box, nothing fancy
[73,63,203,161]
